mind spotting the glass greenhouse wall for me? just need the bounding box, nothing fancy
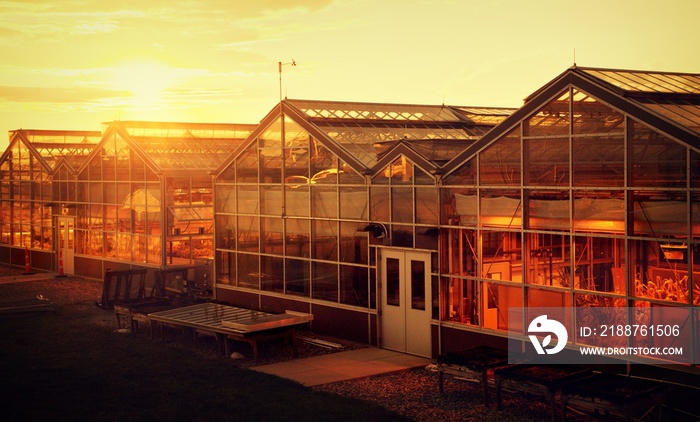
[213,100,513,347]
[439,68,700,363]
[215,115,374,307]
[214,68,699,363]
[2,66,697,365]
[75,130,164,265]
[0,130,99,270]
[0,121,254,278]
[1,140,53,249]
[69,121,255,277]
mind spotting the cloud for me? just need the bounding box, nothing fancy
[71,22,119,35]
[0,82,253,117]
[0,0,336,74]
[0,27,22,38]
[0,85,127,103]
[0,3,144,38]
[1,3,328,62]
[0,0,333,38]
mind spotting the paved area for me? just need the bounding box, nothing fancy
[252,347,433,386]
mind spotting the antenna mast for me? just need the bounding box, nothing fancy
[278,59,297,102]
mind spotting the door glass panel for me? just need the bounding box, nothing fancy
[68,221,74,249]
[411,259,425,310]
[59,221,65,248]
[386,257,400,306]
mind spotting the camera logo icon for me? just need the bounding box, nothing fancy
[528,315,568,355]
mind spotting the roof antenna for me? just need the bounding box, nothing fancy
[573,48,577,67]
[278,59,297,102]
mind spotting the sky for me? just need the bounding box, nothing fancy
[0,0,698,149]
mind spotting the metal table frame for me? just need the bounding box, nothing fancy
[147,302,314,360]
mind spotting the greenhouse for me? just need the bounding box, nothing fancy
[213,67,700,362]
[438,67,700,362]
[2,65,698,366]
[0,121,256,279]
[71,120,256,279]
[0,129,100,271]
[213,98,514,355]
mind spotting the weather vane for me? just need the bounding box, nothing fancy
[279,59,296,102]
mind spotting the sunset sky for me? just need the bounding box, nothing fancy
[0,0,697,149]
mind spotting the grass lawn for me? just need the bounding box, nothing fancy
[0,310,409,421]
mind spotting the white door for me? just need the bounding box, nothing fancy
[57,216,75,275]
[380,249,432,357]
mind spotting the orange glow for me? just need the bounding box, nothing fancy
[108,60,180,111]
[481,216,522,227]
[574,219,625,232]
[0,1,696,150]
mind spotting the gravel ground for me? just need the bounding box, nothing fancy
[0,265,593,421]
[313,367,592,422]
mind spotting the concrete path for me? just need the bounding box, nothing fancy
[252,347,433,386]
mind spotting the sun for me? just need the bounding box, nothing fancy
[108,60,179,110]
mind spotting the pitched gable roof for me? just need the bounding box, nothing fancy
[574,67,700,136]
[2,129,99,175]
[443,66,700,176]
[216,99,514,178]
[80,121,256,177]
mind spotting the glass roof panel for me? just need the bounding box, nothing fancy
[116,121,256,171]
[646,73,698,93]
[316,124,478,167]
[525,90,570,137]
[400,140,473,163]
[18,130,100,171]
[582,68,700,94]
[618,72,673,93]
[283,116,308,148]
[451,107,514,126]
[315,127,377,167]
[286,100,516,168]
[642,103,700,135]
[572,89,625,135]
[290,99,465,122]
[122,121,254,140]
[139,138,234,170]
[317,124,476,143]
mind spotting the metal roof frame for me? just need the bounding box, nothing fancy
[1,129,100,176]
[78,121,256,178]
[443,66,700,177]
[216,99,513,178]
